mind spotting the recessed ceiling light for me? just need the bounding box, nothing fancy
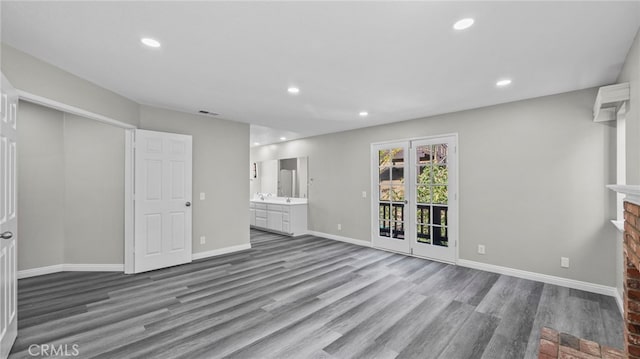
[280,137,287,141]
[253,142,260,146]
[496,79,512,87]
[287,87,300,95]
[453,18,474,30]
[141,37,161,48]
[359,111,369,117]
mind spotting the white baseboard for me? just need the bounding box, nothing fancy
[615,288,624,318]
[306,230,372,247]
[17,244,253,279]
[306,231,620,300]
[18,263,124,279]
[457,259,619,299]
[192,243,252,260]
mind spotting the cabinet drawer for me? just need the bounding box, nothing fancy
[267,204,284,212]
[254,203,267,210]
[283,213,290,222]
[250,202,256,209]
[256,209,267,218]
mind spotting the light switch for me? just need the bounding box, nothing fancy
[200,192,206,200]
[362,191,367,198]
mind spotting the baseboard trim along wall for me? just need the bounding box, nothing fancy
[18,263,124,279]
[192,243,252,261]
[306,230,372,248]
[18,244,252,279]
[457,259,620,307]
[308,230,620,305]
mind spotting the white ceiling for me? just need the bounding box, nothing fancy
[2,1,639,146]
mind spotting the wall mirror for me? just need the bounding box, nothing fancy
[250,157,308,198]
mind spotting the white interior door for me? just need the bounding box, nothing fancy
[0,75,18,359]
[372,135,458,263]
[134,129,193,273]
[371,142,411,254]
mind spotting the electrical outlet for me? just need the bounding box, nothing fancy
[200,192,206,200]
[362,191,367,198]
[561,257,569,268]
[478,245,486,255]
[337,224,342,231]
[200,236,206,245]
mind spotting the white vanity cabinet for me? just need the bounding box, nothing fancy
[250,199,307,236]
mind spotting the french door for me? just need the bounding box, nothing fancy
[371,135,457,263]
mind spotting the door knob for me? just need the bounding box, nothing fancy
[1,231,13,240]
[185,202,191,207]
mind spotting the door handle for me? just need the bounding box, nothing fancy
[185,202,191,207]
[1,231,13,240]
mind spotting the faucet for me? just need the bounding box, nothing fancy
[286,197,291,203]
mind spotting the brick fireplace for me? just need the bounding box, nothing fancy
[607,185,640,359]
[625,200,640,358]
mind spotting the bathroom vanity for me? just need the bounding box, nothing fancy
[250,197,308,236]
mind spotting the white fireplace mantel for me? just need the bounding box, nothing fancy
[607,184,640,206]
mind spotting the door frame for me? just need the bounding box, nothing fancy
[124,129,135,274]
[370,133,459,264]
[15,90,138,273]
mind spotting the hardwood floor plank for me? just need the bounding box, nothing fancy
[396,300,475,358]
[437,311,500,359]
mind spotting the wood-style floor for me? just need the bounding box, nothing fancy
[9,229,623,359]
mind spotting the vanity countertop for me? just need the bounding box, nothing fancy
[250,197,307,205]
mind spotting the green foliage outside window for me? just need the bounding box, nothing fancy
[417,164,448,204]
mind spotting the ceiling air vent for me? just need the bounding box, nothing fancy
[198,110,219,116]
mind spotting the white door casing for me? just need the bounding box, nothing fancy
[134,129,193,273]
[0,74,18,359]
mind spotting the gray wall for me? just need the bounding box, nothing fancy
[1,43,139,127]
[252,88,617,286]
[7,43,251,271]
[63,113,124,265]
[17,102,65,270]
[616,27,640,299]
[16,102,125,270]
[139,105,250,253]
